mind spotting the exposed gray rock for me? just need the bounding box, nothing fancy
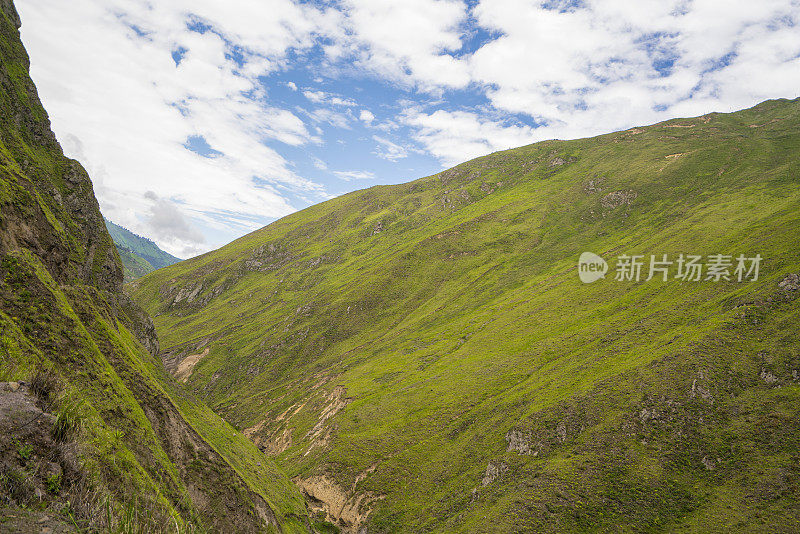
[760,368,778,383]
[505,429,531,454]
[601,189,638,209]
[690,378,713,402]
[481,462,508,486]
[778,273,799,291]
[556,421,567,443]
[243,242,294,272]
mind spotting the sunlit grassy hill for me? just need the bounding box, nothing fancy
[132,97,800,532]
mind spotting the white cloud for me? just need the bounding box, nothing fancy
[142,191,205,257]
[372,135,408,161]
[305,108,352,130]
[16,0,800,254]
[333,170,375,181]
[466,0,800,139]
[335,0,470,90]
[302,90,358,107]
[379,0,800,166]
[402,109,537,166]
[359,109,375,125]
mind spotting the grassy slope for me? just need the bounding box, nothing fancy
[117,245,156,280]
[133,99,800,532]
[0,2,309,531]
[105,218,182,281]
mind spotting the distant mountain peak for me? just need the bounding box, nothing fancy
[103,218,181,281]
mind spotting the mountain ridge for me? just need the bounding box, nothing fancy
[104,218,181,281]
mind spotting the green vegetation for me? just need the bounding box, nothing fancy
[105,218,182,281]
[4,0,800,529]
[14,440,32,462]
[50,395,85,443]
[0,1,309,531]
[132,97,800,531]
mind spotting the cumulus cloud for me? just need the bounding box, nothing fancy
[143,191,205,257]
[464,0,800,140]
[359,109,375,125]
[334,0,470,90]
[17,0,331,256]
[402,110,537,166]
[376,0,798,166]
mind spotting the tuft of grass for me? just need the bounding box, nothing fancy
[52,396,85,443]
[0,469,30,503]
[29,367,62,410]
[46,473,61,495]
[14,439,33,462]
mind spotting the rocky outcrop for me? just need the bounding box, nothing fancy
[481,461,508,486]
[600,189,638,209]
[505,429,532,454]
[243,242,294,272]
[304,385,351,456]
[132,379,279,532]
[116,293,160,355]
[778,272,799,291]
[1,0,21,28]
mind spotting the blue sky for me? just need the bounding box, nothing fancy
[16,0,800,257]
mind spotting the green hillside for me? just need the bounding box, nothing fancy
[104,218,181,281]
[0,1,309,531]
[132,97,800,532]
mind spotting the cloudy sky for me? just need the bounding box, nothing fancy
[17,0,800,257]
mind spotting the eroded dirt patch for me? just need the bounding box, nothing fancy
[174,347,210,382]
[304,386,351,456]
[294,472,383,533]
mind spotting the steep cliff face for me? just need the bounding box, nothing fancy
[0,0,119,294]
[0,2,310,531]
